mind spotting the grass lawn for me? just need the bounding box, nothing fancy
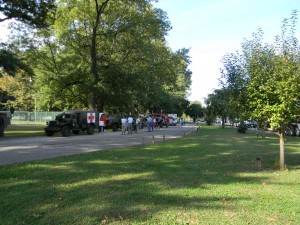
[3,122,46,139]
[1,126,300,224]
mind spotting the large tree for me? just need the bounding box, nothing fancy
[185,101,204,123]
[32,0,191,113]
[219,52,249,125]
[204,89,229,128]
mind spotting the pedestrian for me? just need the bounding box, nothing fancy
[121,116,127,135]
[127,115,134,134]
[135,117,140,133]
[147,115,152,132]
[166,116,170,127]
[99,113,106,133]
[152,116,155,131]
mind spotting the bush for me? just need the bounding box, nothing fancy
[237,123,248,133]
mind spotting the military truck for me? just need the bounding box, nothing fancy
[106,115,122,132]
[44,110,99,137]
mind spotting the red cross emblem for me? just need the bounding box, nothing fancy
[87,113,95,123]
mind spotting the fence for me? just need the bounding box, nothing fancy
[0,111,62,123]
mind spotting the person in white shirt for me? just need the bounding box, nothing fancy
[127,116,134,134]
[121,116,127,135]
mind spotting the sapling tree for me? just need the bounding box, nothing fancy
[243,11,300,170]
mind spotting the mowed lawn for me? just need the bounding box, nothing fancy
[3,122,46,138]
[1,126,300,224]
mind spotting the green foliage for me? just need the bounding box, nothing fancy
[0,0,55,108]
[0,47,33,77]
[0,0,56,28]
[0,0,192,113]
[204,89,229,127]
[218,10,300,170]
[29,0,191,113]
[0,74,34,110]
[219,52,249,121]
[185,101,204,121]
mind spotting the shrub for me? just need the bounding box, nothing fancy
[237,123,248,133]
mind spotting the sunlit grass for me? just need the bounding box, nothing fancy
[1,126,300,224]
[3,123,45,138]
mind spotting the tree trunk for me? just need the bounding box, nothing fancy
[279,132,285,170]
[89,0,110,111]
[261,128,265,139]
[221,117,225,128]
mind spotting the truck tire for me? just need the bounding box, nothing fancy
[87,125,94,135]
[72,130,80,135]
[112,123,118,132]
[45,130,54,136]
[62,126,71,137]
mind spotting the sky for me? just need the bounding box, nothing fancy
[154,0,300,104]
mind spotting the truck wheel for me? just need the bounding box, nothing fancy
[45,130,54,136]
[112,123,118,132]
[62,126,71,137]
[87,125,94,135]
[72,130,80,135]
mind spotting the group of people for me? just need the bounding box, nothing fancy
[146,114,169,132]
[100,113,183,135]
[121,115,140,135]
[119,114,170,135]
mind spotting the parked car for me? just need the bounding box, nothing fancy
[244,121,257,128]
[105,115,122,132]
[215,119,221,124]
[168,116,177,126]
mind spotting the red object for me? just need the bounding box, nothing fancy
[88,114,95,123]
[100,117,106,126]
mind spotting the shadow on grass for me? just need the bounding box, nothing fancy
[1,126,300,224]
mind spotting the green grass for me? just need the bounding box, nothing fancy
[1,126,300,224]
[3,122,45,139]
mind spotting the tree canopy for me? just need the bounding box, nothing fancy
[1,0,192,115]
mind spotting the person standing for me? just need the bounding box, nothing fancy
[166,116,169,127]
[152,116,156,131]
[99,113,107,133]
[136,116,141,132]
[121,116,127,135]
[127,115,134,134]
[147,115,152,132]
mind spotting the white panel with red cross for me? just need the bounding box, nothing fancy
[87,112,96,124]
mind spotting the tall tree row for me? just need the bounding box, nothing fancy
[215,11,300,170]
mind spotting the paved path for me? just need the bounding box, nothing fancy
[0,124,197,166]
